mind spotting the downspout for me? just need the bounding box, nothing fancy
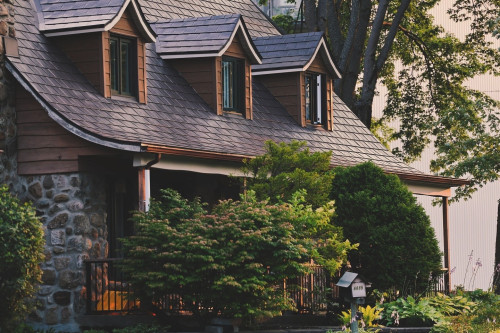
[138,153,161,212]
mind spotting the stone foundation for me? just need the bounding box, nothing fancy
[25,173,110,331]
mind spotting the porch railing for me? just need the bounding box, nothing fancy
[85,258,448,315]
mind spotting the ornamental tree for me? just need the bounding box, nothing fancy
[121,188,355,321]
[329,162,442,294]
[0,186,45,330]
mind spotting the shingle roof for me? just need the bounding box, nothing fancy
[8,0,452,183]
[154,14,261,64]
[35,0,156,42]
[253,32,341,77]
[139,0,279,38]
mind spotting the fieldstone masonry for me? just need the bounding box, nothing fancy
[28,173,109,331]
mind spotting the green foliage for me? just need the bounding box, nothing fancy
[381,296,443,327]
[429,291,500,332]
[243,140,334,208]
[339,305,383,328]
[10,324,56,333]
[112,324,167,333]
[121,188,355,321]
[330,162,442,294]
[272,14,295,34]
[0,186,45,330]
[370,118,396,150]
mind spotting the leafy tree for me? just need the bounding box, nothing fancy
[243,140,334,208]
[121,189,355,321]
[330,162,442,294]
[272,14,296,34]
[259,0,500,199]
[0,186,45,330]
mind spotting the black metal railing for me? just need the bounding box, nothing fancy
[85,258,448,315]
[85,258,140,314]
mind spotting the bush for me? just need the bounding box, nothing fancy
[243,140,334,208]
[121,189,355,321]
[0,186,45,330]
[330,162,442,294]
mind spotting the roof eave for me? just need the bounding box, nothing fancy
[218,19,262,64]
[304,37,342,78]
[40,0,157,42]
[6,59,142,153]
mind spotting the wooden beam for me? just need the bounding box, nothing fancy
[442,196,451,293]
[138,168,147,212]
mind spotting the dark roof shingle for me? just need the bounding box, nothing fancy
[8,0,431,179]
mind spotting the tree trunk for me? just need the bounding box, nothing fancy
[303,0,318,31]
[333,0,372,112]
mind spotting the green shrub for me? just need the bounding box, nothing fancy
[121,189,355,321]
[113,324,167,333]
[244,140,334,208]
[0,186,45,330]
[330,162,442,294]
[429,292,500,332]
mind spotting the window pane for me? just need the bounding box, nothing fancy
[110,38,119,92]
[305,75,311,121]
[120,39,131,95]
[223,59,236,109]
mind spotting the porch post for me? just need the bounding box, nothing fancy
[442,196,451,293]
[138,168,151,212]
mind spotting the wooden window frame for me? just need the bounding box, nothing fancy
[222,56,245,113]
[305,72,327,126]
[110,34,137,97]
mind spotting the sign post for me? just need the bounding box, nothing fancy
[336,272,371,333]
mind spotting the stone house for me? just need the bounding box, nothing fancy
[0,0,467,331]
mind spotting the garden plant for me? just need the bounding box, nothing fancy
[0,186,45,331]
[121,188,355,322]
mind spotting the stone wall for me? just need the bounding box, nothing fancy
[27,173,109,332]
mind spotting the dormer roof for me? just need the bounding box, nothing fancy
[252,32,341,78]
[155,14,262,64]
[35,0,156,42]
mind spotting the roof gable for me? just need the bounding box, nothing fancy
[252,32,341,78]
[155,14,261,64]
[36,0,156,42]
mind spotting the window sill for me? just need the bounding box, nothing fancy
[223,110,245,117]
[110,94,138,103]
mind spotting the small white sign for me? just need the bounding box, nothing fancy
[351,281,366,298]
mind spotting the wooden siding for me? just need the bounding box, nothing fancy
[223,35,252,119]
[54,33,103,94]
[102,31,111,98]
[325,76,333,130]
[16,85,114,175]
[306,55,328,74]
[171,58,219,114]
[259,72,302,126]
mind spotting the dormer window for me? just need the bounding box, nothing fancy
[155,15,262,119]
[222,56,245,113]
[110,35,137,97]
[42,1,156,104]
[305,73,325,125]
[253,32,341,131]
